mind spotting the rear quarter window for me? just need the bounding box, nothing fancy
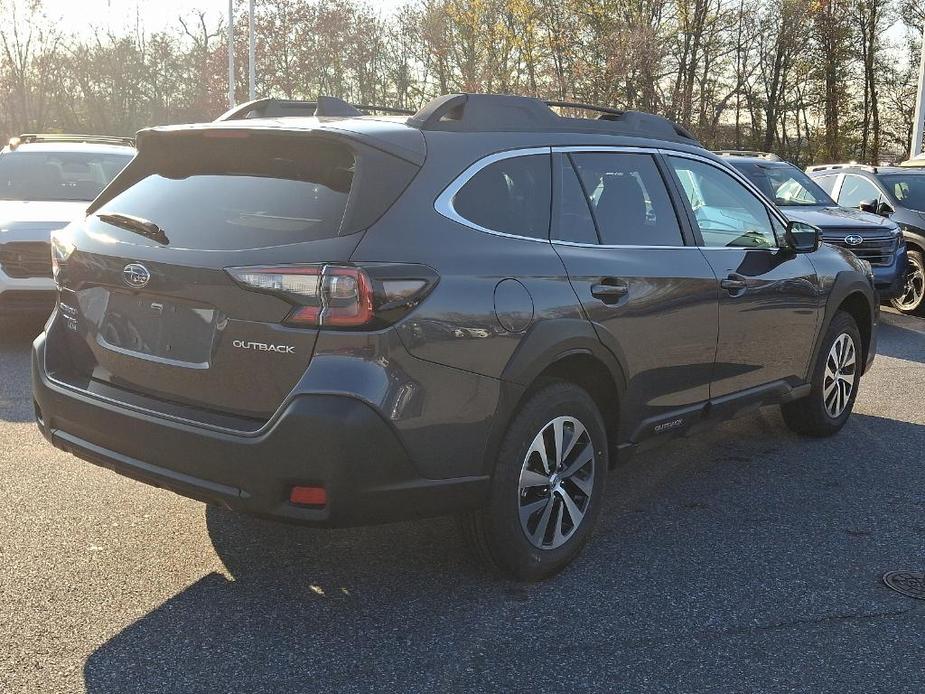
[451,154,551,239]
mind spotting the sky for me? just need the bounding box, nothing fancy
[40,0,407,35]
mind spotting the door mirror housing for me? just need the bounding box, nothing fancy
[785,221,821,253]
[877,200,894,216]
[858,198,878,214]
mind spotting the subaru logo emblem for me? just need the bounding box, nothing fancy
[844,235,864,246]
[122,263,151,289]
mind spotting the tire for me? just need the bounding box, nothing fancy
[459,381,608,582]
[781,310,862,437]
[890,249,925,316]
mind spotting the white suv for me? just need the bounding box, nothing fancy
[0,134,134,316]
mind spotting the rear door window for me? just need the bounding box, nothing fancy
[452,154,551,239]
[569,152,683,246]
[95,137,355,250]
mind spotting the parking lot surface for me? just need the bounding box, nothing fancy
[1,310,924,694]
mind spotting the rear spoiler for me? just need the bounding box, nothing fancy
[134,119,426,168]
[216,96,416,121]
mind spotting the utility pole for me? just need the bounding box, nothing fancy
[248,0,256,101]
[227,0,235,108]
[911,24,925,159]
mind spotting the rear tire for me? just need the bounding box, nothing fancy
[781,311,862,437]
[460,382,608,582]
[890,249,925,316]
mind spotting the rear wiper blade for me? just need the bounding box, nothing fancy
[96,212,169,245]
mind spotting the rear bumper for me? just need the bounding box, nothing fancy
[32,332,489,526]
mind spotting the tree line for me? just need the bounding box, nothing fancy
[2,0,925,166]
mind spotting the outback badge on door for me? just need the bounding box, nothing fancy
[122,263,151,289]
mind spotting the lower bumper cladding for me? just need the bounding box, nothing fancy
[32,333,488,527]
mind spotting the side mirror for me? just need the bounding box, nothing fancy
[786,220,821,253]
[858,198,878,214]
[877,200,894,216]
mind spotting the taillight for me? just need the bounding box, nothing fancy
[50,226,76,285]
[226,263,437,329]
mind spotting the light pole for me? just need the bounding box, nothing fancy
[227,0,235,108]
[248,0,256,101]
[910,23,925,159]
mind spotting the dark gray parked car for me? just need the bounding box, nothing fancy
[33,94,878,580]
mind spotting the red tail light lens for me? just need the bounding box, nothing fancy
[226,263,436,329]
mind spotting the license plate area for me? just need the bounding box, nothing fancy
[97,291,217,368]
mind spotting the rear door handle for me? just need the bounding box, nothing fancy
[591,281,629,304]
[720,274,748,294]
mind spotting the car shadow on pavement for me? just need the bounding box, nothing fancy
[83,410,925,694]
[0,316,46,422]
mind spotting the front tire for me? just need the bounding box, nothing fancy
[890,249,925,316]
[460,382,608,582]
[781,310,862,437]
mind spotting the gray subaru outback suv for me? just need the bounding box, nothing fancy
[33,94,877,580]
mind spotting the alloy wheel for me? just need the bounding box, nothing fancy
[823,333,856,418]
[518,416,595,550]
[892,259,924,312]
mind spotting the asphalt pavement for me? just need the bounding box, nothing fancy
[1,309,924,693]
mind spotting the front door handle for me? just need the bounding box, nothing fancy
[720,274,748,295]
[591,281,629,304]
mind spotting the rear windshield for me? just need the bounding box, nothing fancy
[0,150,133,201]
[95,137,355,250]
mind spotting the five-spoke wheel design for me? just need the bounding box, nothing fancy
[823,332,856,418]
[518,416,595,550]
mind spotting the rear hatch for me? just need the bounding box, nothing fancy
[49,126,419,422]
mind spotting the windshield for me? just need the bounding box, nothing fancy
[743,163,834,207]
[881,173,925,212]
[0,150,133,202]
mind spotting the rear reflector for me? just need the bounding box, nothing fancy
[290,485,327,506]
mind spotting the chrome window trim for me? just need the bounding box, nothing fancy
[551,145,660,155]
[433,146,552,243]
[434,144,791,250]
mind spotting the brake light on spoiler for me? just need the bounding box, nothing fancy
[226,263,438,329]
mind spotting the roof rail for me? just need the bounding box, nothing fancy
[8,133,135,150]
[215,96,416,121]
[805,163,877,174]
[407,93,698,142]
[714,150,781,161]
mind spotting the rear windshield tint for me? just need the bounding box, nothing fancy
[95,138,355,250]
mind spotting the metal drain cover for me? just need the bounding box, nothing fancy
[883,571,925,600]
